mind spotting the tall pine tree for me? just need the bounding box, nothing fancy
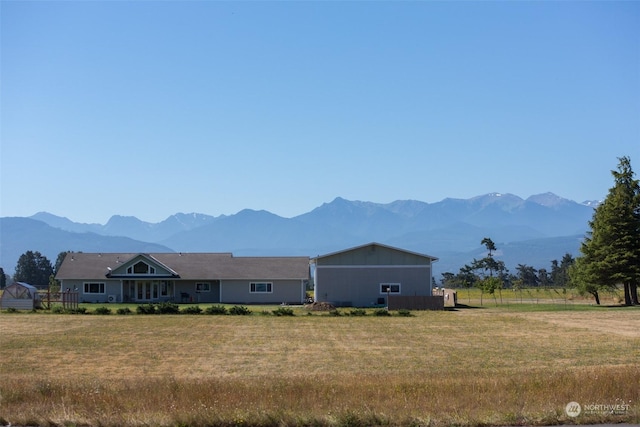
[14,250,54,289]
[572,157,640,305]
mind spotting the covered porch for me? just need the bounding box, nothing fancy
[121,279,221,303]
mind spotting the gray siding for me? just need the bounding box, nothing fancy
[315,265,432,307]
[0,298,35,310]
[60,279,122,303]
[59,278,304,305]
[174,281,221,303]
[221,279,304,304]
[316,245,431,266]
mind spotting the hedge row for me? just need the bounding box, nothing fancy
[3,304,412,317]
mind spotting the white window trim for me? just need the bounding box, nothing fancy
[195,282,211,292]
[84,282,106,294]
[250,282,273,293]
[127,261,158,275]
[380,283,401,294]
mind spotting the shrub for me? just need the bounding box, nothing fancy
[94,306,112,315]
[329,309,342,316]
[116,307,132,315]
[272,307,295,316]
[136,304,156,315]
[397,309,412,317]
[51,307,87,314]
[4,307,18,313]
[157,302,180,314]
[349,308,367,316]
[204,305,228,315]
[228,305,251,315]
[373,308,391,316]
[181,305,202,315]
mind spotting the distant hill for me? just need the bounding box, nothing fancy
[31,211,218,242]
[0,217,174,273]
[1,192,596,277]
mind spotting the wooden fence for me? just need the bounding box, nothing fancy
[38,291,79,310]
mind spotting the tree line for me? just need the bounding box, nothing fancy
[0,251,69,290]
[441,156,639,306]
[440,240,576,304]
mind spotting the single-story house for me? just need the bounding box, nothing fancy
[0,282,43,310]
[310,242,438,307]
[55,252,310,304]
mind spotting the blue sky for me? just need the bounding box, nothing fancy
[2,1,639,224]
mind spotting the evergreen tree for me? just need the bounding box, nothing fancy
[440,272,456,288]
[0,267,6,289]
[550,253,574,289]
[14,250,54,288]
[537,268,551,287]
[571,156,640,305]
[55,251,70,274]
[551,254,575,303]
[456,264,479,304]
[570,256,602,304]
[471,238,508,305]
[516,263,538,287]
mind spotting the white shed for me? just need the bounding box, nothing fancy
[0,282,43,310]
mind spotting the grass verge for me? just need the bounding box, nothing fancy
[1,308,638,426]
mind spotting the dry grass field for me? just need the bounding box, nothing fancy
[0,305,638,426]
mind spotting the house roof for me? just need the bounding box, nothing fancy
[311,242,438,262]
[56,252,310,281]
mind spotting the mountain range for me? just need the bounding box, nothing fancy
[0,192,598,279]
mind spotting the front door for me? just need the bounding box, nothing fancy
[136,281,159,301]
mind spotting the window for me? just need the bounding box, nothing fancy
[160,281,172,297]
[250,282,272,293]
[195,283,210,292]
[127,261,155,275]
[380,283,401,294]
[84,282,105,294]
